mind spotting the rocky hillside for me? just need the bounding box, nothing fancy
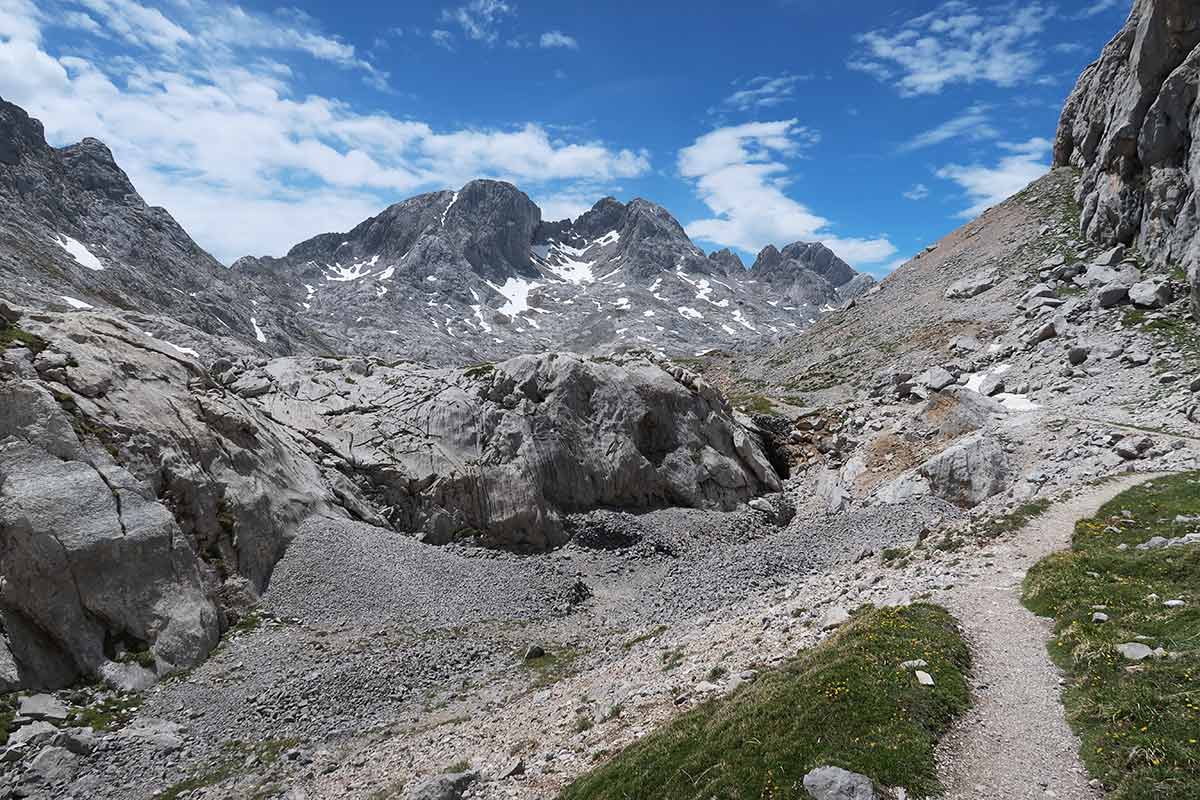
[231,181,873,363]
[1054,0,1200,319]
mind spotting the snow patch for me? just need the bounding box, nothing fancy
[250,317,267,343]
[485,277,539,317]
[377,266,395,281]
[52,234,104,271]
[677,306,703,320]
[59,295,93,310]
[441,191,459,226]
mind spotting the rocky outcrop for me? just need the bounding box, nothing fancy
[0,302,781,688]
[1054,0,1200,319]
[241,352,781,551]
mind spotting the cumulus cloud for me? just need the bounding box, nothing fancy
[679,121,897,266]
[718,74,812,112]
[898,104,997,152]
[903,183,930,200]
[0,0,650,261]
[539,30,578,50]
[849,1,1051,96]
[936,137,1051,216]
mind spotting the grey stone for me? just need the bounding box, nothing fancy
[8,721,56,747]
[978,375,1005,396]
[917,433,1012,507]
[29,746,77,784]
[115,719,184,751]
[17,695,67,722]
[1129,280,1172,308]
[918,367,957,392]
[945,270,998,299]
[915,670,935,686]
[1097,282,1130,308]
[1116,642,1154,661]
[818,606,851,630]
[802,766,876,800]
[407,770,479,800]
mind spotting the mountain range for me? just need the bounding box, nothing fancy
[0,99,873,366]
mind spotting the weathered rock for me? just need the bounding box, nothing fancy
[802,766,876,800]
[945,270,998,299]
[817,606,851,630]
[918,433,1012,507]
[407,770,479,800]
[918,366,956,392]
[28,745,77,784]
[1055,0,1200,321]
[1097,282,1130,308]
[978,375,1005,397]
[1128,279,1172,308]
[16,695,67,722]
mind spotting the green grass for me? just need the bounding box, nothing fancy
[623,624,668,650]
[980,498,1052,540]
[160,738,299,800]
[560,604,971,800]
[522,646,584,689]
[1023,472,1200,799]
[463,361,495,379]
[727,393,775,414]
[67,692,140,731]
[0,324,47,355]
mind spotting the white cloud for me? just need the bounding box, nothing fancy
[936,137,1051,216]
[77,0,193,52]
[431,29,454,50]
[898,104,997,152]
[539,31,578,50]
[1073,0,1125,18]
[0,0,42,42]
[719,74,812,112]
[903,183,930,200]
[849,2,1051,96]
[679,121,897,266]
[0,0,650,262]
[441,0,514,45]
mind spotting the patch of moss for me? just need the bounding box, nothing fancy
[623,624,668,650]
[463,362,495,379]
[980,498,1052,540]
[68,692,140,732]
[0,324,47,355]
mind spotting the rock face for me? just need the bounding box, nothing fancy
[237,352,781,551]
[1054,0,1200,319]
[0,303,781,689]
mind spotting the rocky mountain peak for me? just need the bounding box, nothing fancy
[0,97,50,166]
[708,248,744,274]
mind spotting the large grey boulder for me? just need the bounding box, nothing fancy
[918,433,1012,507]
[802,766,876,800]
[1055,0,1200,321]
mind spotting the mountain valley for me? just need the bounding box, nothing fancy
[1,2,1200,800]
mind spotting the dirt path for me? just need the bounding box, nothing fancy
[936,474,1161,800]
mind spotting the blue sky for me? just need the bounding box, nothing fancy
[0,0,1131,273]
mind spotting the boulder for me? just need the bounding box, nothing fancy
[817,606,851,630]
[802,766,876,800]
[1097,282,1130,308]
[917,366,956,392]
[918,433,1012,507]
[17,694,68,722]
[978,375,1005,397]
[944,270,997,299]
[1128,280,1172,308]
[29,745,78,784]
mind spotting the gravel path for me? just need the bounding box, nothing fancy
[937,474,1160,800]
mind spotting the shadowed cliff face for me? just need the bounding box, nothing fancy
[1054,0,1200,319]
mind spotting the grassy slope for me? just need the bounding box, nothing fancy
[1024,473,1200,799]
[561,604,970,800]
